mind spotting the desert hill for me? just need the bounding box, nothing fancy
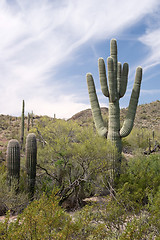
[69,100,160,130]
[0,100,160,161]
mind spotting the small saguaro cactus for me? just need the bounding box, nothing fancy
[26,133,37,199]
[6,139,20,186]
[31,111,34,127]
[27,113,30,132]
[20,100,25,148]
[86,39,142,174]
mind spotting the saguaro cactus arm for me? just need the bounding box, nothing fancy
[120,67,142,138]
[98,58,109,97]
[98,40,129,103]
[118,63,129,98]
[110,39,118,93]
[86,73,107,137]
[107,57,116,102]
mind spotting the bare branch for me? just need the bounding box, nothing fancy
[36,128,48,146]
[36,164,58,181]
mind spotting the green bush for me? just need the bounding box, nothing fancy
[1,115,160,238]
[0,172,28,215]
[0,192,128,239]
[0,191,78,239]
[148,187,160,236]
[117,154,160,211]
[119,212,154,240]
[123,128,157,151]
[32,117,117,207]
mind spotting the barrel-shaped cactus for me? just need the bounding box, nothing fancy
[7,139,20,186]
[26,133,37,198]
[86,39,142,175]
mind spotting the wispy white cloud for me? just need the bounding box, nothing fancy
[139,28,160,70]
[138,7,160,72]
[0,0,160,118]
[26,94,90,119]
[140,89,160,94]
[126,88,160,94]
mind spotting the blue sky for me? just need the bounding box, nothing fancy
[0,0,160,119]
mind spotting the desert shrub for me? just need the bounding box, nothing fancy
[82,153,160,239]
[119,212,154,240]
[148,187,160,237]
[0,191,78,239]
[122,128,156,151]
[0,162,6,174]
[117,154,160,211]
[74,203,109,239]
[31,117,117,207]
[0,119,10,130]
[0,192,128,240]
[1,191,119,240]
[0,151,5,163]
[0,171,29,215]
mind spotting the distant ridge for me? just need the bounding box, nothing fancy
[0,100,159,161]
[69,100,160,130]
[69,107,108,122]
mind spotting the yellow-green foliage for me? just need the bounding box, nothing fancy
[0,172,28,215]
[123,127,160,151]
[0,161,29,215]
[117,154,160,210]
[0,191,127,240]
[0,191,77,239]
[0,134,160,239]
[32,117,117,204]
[1,188,160,239]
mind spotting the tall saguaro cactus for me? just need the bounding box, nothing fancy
[86,39,142,174]
[27,113,30,132]
[31,111,34,127]
[7,139,20,186]
[26,133,37,199]
[20,100,25,148]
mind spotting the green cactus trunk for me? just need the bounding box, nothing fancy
[31,111,34,127]
[26,133,37,199]
[7,139,20,186]
[27,113,30,132]
[20,100,25,149]
[108,101,121,153]
[86,39,142,176]
[107,101,122,175]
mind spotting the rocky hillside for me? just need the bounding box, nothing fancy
[0,100,159,161]
[0,115,40,162]
[69,100,160,131]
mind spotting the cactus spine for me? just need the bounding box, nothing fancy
[86,39,142,174]
[20,100,25,148]
[26,133,37,198]
[6,139,20,186]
